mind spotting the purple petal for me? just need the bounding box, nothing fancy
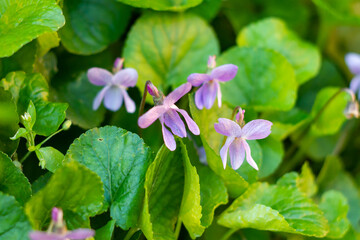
[29,232,64,240]
[65,229,95,239]
[121,89,136,113]
[113,68,138,87]
[210,64,238,82]
[163,109,187,138]
[214,118,241,137]
[87,68,112,86]
[219,136,234,169]
[350,75,360,93]
[104,86,123,111]
[241,120,272,140]
[138,105,168,128]
[229,138,245,170]
[187,73,212,87]
[164,83,192,106]
[216,81,222,107]
[202,82,217,109]
[175,108,200,135]
[160,118,176,151]
[93,86,110,110]
[243,140,259,170]
[345,53,360,75]
[194,84,205,110]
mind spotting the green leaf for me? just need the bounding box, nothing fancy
[24,100,36,130]
[140,144,185,240]
[10,128,27,140]
[310,87,349,136]
[36,32,60,58]
[0,87,19,155]
[198,167,228,227]
[0,151,31,205]
[0,192,32,240]
[319,190,350,239]
[237,18,320,84]
[187,0,222,21]
[188,95,249,198]
[0,0,65,57]
[31,172,52,194]
[117,0,202,11]
[54,72,106,129]
[218,182,329,237]
[59,0,131,55]
[124,12,219,94]
[64,126,152,230]
[25,161,104,229]
[1,72,68,136]
[257,137,284,179]
[218,47,297,111]
[95,220,116,240]
[35,147,64,172]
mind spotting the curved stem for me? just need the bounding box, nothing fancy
[20,151,32,163]
[138,81,150,137]
[37,129,63,148]
[220,228,238,240]
[174,219,182,239]
[123,228,139,240]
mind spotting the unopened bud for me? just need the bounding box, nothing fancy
[236,108,245,126]
[344,100,359,119]
[62,120,72,130]
[52,207,63,223]
[147,81,160,98]
[21,112,31,123]
[113,58,124,73]
[207,55,216,69]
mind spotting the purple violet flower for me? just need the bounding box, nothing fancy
[345,53,360,97]
[214,108,272,170]
[138,82,200,151]
[87,57,137,112]
[29,208,94,240]
[187,56,238,110]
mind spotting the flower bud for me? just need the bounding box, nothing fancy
[344,100,359,119]
[113,58,124,73]
[62,120,72,130]
[147,81,160,97]
[207,55,216,69]
[52,207,63,223]
[236,108,245,126]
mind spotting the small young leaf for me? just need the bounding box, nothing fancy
[10,128,27,140]
[35,147,64,172]
[117,0,202,11]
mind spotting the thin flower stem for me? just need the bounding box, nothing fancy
[123,227,139,240]
[20,151,32,163]
[37,128,64,148]
[174,219,182,239]
[220,228,238,240]
[138,81,151,137]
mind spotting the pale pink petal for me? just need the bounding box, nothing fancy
[65,229,95,239]
[229,138,245,170]
[350,75,360,94]
[175,108,200,135]
[87,68,112,86]
[345,53,360,75]
[219,136,235,169]
[121,89,136,113]
[243,140,259,170]
[241,120,272,140]
[93,86,110,110]
[160,118,176,151]
[187,73,212,87]
[29,232,64,240]
[112,68,138,87]
[138,105,168,128]
[202,82,217,109]
[216,81,222,107]
[214,118,241,137]
[210,64,238,82]
[163,109,187,138]
[104,87,123,111]
[194,84,205,110]
[164,82,192,106]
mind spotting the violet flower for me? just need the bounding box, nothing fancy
[214,108,272,170]
[187,56,238,109]
[29,207,94,240]
[87,58,137,112]
[138,82,200,151]
[345,53,360,97]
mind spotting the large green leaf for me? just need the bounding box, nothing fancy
[59,0,131,55]
[124,12,219,93]
[0,0,65,58]
[1,72,68,136]
[65,126,152,230]
[310,87,349,136]
[237,18,320,84]
[0,87,19,156]
[0,151,31,205]
[35,147,64,172]
[319,190,350,239]
[25,161,104,229]
[117,0,202,11]
[257,137,284,179]
[218,182,329,237]
[218,47,297,111]
[0,192,32,240]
